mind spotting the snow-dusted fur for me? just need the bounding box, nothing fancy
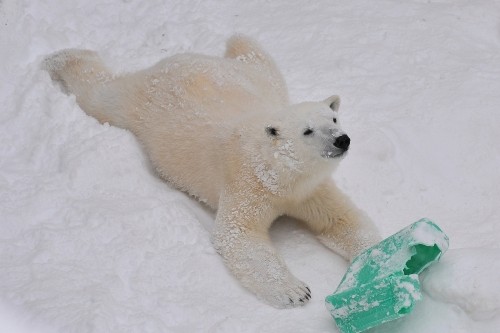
[42,35,380,308]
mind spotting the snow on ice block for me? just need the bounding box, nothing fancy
[325,218,449,333]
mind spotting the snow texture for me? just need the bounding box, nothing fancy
[1,0,500,332]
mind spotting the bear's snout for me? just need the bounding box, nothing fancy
[333,134,350,151]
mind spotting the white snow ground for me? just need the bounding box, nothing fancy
[1,0,500,332]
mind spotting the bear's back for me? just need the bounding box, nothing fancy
[142,53,284,121]
[127,53,284,208]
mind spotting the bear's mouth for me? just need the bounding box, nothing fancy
[320,134,350,159]
[322,150,347,159]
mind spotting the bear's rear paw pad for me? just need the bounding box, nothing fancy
[259,277,311,309]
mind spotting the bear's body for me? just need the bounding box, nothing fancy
[43,35,380,308]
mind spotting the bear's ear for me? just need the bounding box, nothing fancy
[324,95,341,112]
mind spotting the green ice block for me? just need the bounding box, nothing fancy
[325,218,449,333]
[326,273,421,333]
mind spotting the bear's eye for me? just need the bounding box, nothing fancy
[303,128,314,136]
[266,126,278,137]
[333,118,337,123]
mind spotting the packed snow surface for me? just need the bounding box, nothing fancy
[1,0,500,332]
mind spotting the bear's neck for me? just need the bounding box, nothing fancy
[252,159,336,201]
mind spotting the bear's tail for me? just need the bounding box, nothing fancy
[42,49,130,128]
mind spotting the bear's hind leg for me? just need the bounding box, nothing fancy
[43,50,131,127]
[42,49,112,96]
[225,34,288,105]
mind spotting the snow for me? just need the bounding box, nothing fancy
[253,161,280,194]
[422,248,500,322]
[410,220,449,254]
[1,0,499,332]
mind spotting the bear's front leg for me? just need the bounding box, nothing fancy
[288,180,382,260]
[212,191,311,308]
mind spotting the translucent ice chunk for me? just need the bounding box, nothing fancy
[325,219,449,333]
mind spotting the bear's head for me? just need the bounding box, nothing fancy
[245,95,350,197]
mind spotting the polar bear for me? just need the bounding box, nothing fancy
[42,35,381,308]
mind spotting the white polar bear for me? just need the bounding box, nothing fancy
[43,35,381,308]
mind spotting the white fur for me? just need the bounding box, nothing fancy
[42,35,381,308]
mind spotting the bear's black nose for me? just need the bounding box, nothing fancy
[334,134,350,150]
